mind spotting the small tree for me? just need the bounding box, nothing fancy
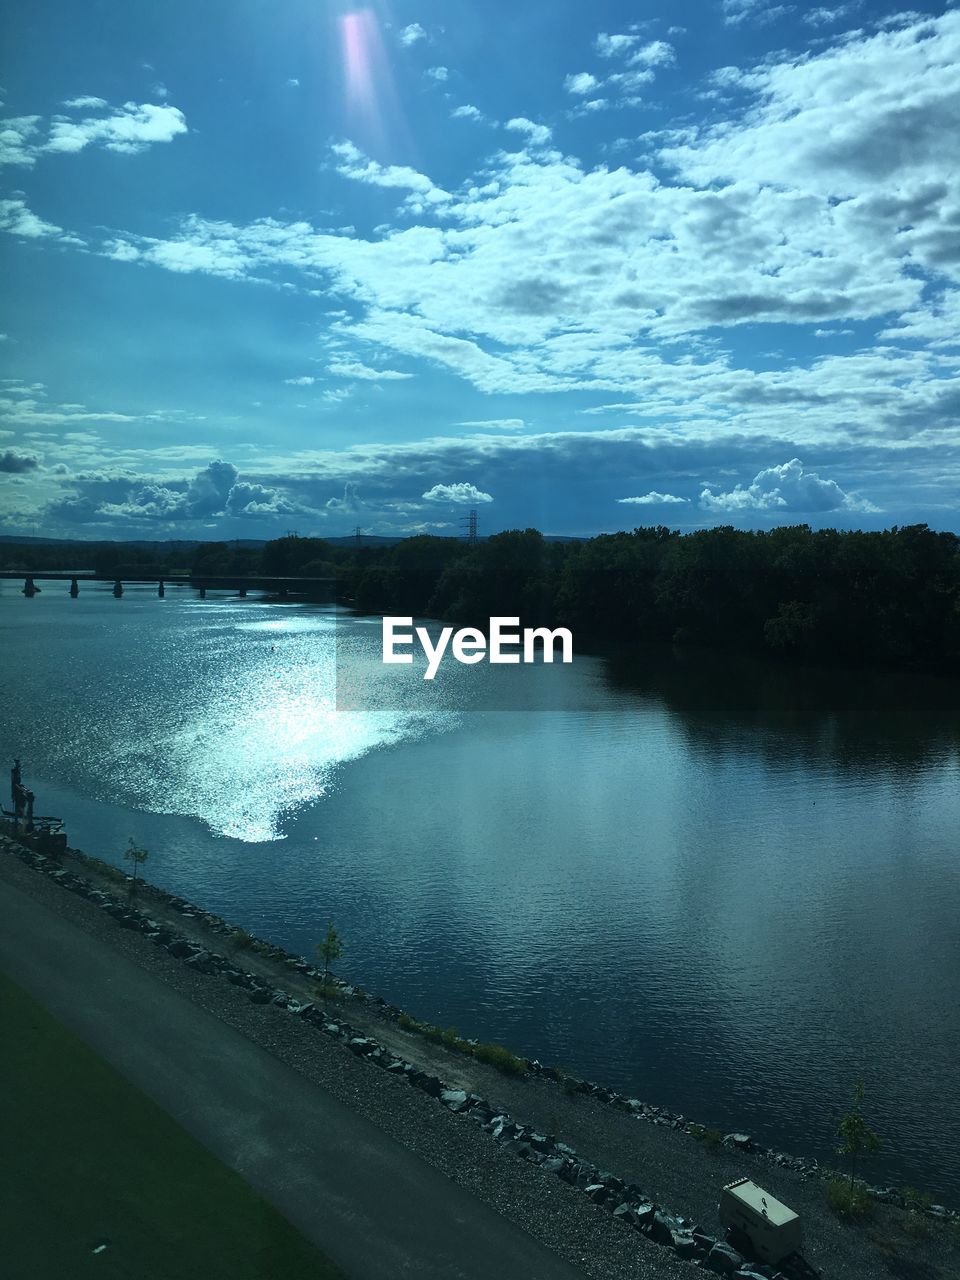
[836,1079,881,1187]
[315,920,343,1008]
[124,838,149,898]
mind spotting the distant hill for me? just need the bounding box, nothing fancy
[0,532,584,548]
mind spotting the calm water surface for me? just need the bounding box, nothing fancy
[3,583,959,1199]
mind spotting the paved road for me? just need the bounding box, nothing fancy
[0,876,586,1280]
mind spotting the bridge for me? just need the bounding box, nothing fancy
[0,572,337,600]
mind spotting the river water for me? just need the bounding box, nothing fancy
[2,583,959,1200]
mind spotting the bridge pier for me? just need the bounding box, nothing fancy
[158,581,165,598]
[22,576,38,597]
[238,587,247,598]
[199,585,206,599]
[69,578,79,597]
[113,580,123,598]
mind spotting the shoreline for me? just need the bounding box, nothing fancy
[3,823,959,1280]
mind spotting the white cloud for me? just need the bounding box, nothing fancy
[286,78,300,88]
[504,117,552,146]
[595,32,639,58]
[722,0,794,26]
[567,39,673,111]
[456,419,525,430]
[565,72,600,96]
[61,96,108,109]
[0,198,64,240]
[802,6,857,26]
[426,66,449,83]
[422,481,493,504]
[328,360,412,380]
[699,459,878,512]
[618,491,688,504]
[452,104,484,121]
[628,41,676,68]
[0,116,41,167]
[45,100,187,155]
[326,481,362,510]
[399,23,427,47]
[284,376,316,385]
[331,140,450,204]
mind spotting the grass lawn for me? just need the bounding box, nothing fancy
[0,971,348,1280]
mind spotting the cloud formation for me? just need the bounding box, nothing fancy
[618,491,688,505]
[422,482,493,505]
[398,23,426,46]
[699,459,878,513]
[0,448,40,473]
[1,99,187,166]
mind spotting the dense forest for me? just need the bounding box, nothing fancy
[3,524,960,673]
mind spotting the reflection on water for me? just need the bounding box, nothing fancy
[2,584,959,1199]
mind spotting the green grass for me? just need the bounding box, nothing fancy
[0,972,347,1280]
[394,1011,528,1076]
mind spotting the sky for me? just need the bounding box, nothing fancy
[1,0,958,541]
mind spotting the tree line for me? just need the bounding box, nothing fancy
[257,524,960,674]
[4,523,959,672]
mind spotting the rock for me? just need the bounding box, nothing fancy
[166,938,193,958]
[671,1232,698,1259]
[694,1230,717,1252]
[585,1184,609,1205]
[612,1202,633,1220]
[440,1089,469,1112]
[633,1203,655,1226]
[645,1211,677,1246]
[540,1156,567,1175]
[185,950,218,975]
[249,988,270,1004]
[723,1133,753,1150]
[347,1037,373,1055]
[385,1059,406,1074]
[705,1242,745,1275]
[414,1073,443,1097]
[486,1117,515,1140]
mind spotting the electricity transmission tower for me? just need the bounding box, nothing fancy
[460,509,479,544]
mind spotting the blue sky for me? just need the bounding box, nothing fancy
[1,0,958,539]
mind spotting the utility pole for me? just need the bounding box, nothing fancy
[354,525,363,548]
[460,509,478,545]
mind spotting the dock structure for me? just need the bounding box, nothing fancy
[2,759,67,854]
[0,571,336,601]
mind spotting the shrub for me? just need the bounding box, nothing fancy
[826,1177,873,1220]
[473,1042,527,1076]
